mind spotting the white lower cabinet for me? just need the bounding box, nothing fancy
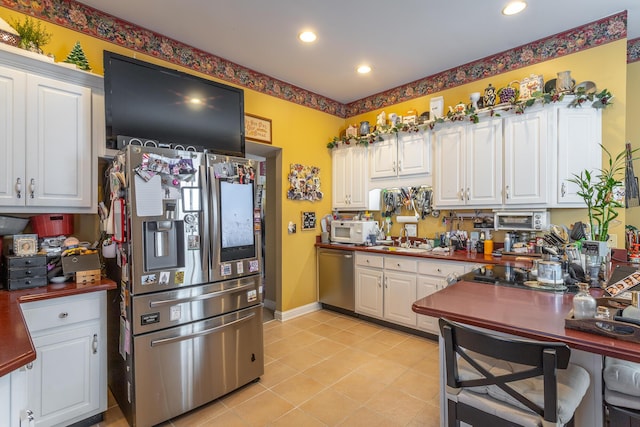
[20,292,107,427]
[0,367,30,427]
[416,259,477,334]
[355,253,384,319]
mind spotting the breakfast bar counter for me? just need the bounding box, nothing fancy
[412,280,640,426]
[412,280,640,362]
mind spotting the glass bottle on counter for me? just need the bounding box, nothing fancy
[573,282,597,319]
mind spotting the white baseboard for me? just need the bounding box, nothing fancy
[275,302,321,321]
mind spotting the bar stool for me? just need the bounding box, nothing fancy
[603,357,640,426]
[439,318,590,426]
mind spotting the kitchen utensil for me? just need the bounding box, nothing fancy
[570,221,586,241]
[537,261,564,285]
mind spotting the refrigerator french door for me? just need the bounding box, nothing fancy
[106,145,263,427]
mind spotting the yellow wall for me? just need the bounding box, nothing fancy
[0,8,342,312]
[626,61,640,228]
[347,40,628,246]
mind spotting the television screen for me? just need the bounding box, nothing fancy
[103,51,245,156]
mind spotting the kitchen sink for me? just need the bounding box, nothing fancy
[368,246,429,254]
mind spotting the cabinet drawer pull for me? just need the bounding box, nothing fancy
[92,334,98,354]
[26,362,33,370]
[59,312,69,319]
[561,182,566,197]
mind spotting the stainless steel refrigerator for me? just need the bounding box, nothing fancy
[105,145,263,427]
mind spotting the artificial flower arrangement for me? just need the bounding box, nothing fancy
[327,86,614,149]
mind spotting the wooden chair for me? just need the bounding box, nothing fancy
[439,318,590,426]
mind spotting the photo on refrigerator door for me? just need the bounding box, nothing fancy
[220,180,255,261]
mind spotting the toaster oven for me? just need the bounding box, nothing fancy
[494,210,549,232]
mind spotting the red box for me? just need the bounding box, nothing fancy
[30,214,74,237]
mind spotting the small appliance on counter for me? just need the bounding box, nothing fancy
[330,220,378,244]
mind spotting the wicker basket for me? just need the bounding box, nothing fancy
[0,29,20,47]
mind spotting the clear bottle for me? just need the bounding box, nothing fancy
[573,282,597,320]
[503,232,512,253]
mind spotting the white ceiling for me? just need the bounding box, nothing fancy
[76,0,638,104]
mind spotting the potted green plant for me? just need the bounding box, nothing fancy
[568,145,631,242]
[10,17,51,53]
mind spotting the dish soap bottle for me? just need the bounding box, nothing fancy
[573,282,596,319]
[484,231,494,255]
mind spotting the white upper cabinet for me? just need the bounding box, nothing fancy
[0,43,103,213]
[434,124,466,207]
[370,131,430,179]
[434,118,502,208]
[553,106,602,206]
[503,108,549,206]
[332,145,368,210]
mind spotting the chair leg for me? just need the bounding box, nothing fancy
[447,399,459,427]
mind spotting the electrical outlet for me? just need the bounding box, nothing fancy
[607,234,618,249]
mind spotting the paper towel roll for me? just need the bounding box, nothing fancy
[397,215,419,223]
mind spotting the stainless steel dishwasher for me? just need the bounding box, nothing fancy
[317,247,355,311]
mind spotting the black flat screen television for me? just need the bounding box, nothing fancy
[103,51,245,156]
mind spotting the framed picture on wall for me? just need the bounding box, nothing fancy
[301,211,316,230]
[245,114,272,144]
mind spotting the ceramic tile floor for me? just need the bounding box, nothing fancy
[94,309,441,426]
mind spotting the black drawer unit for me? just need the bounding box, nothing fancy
[3,255,48,290]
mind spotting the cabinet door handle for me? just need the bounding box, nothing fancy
[561,182,566,197]
[377,277,381,287]
[59,312,69,319]
[15,178,22,199]
[466,188,470,201]
[393,161,396,173]
[29,178,36,199]
[384,276,388,288]
[505,185,510,199]
[26,362,33,370]
[397,160,402,172]
[92,334,98,354]
[459,188,464,201]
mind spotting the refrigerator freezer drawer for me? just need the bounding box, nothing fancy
[131,305,264,427]
[131,274,261,335]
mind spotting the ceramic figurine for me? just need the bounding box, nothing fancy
[498,81,519,104]
[359,121,370,136]
[483,84,496,107]
[388,113,400,126]
[469,92,481,110]
[345,124,358,138]
[376,111,386,127]
[556,70,575,93]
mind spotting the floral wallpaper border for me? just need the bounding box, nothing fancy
[629,37,640,63]
[346,12,627,117]
[0,2,631,118]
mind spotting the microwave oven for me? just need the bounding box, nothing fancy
[494,210,550,231]
[331,220,378,244]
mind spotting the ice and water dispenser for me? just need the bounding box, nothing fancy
[142,202,186,271]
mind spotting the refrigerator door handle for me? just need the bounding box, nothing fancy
[149,282,256,307]
[150,311,256,347]
[201,163,211,281]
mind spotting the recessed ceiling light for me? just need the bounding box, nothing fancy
[502,1,527,15]
[299,31,317,43]
[357,65,371,74]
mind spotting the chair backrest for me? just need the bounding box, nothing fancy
[439,318,572,423]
